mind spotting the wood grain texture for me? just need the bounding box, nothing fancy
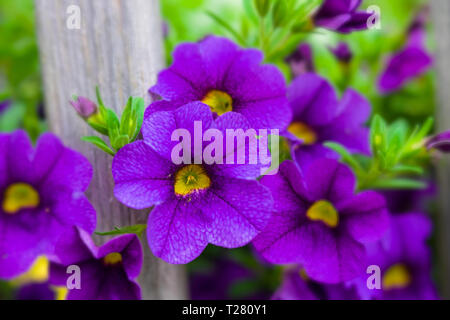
[34,0,187,299]
[431,0,450,299]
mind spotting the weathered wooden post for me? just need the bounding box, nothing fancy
[431,0,450,299]
[34,0,187,299]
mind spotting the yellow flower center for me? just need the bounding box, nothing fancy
[288,122,318,145]
[174,164,211,197]
[201,90,233,116]
[103,252,123,266]
[2,183,40,214]
[12,256,49,285]
[382,263,412,290]
[306,200,339,228]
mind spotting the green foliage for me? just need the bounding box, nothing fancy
[0,0,43,139]
[80,88,146,156]
[325,115,433,191]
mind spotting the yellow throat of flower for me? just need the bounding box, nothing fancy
[174,164,211,197]
[306,200,339,228]
[2,183,40,214]
[382,263,412,290]
[103,252,123,266]
[288,122,318,145]
[201,90,233,116]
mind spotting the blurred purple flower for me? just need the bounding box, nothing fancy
[253,160,389,284]
[50,228,142,300]
[330,42,353,64]
[149,36,291,130]
[381,183,435,214]
[112,103,273,264]
[426,130,450,153]
[358,212,438,300]
[0,100,11,115]
[285,73,370,168]
[0,130,96,279]
[70,96,98,119]
[378,9,433,93]
[273,268,360,300]
[313,0,371,33]
[285,43,315,78]
[16,283,55,300]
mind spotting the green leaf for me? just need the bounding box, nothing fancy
[120,97,133,136]
[95,86,105,107]
[370,178,426,190]
[81,136,115,156]
[272,0,287,28]
[131,97,145,141]
[206,11,247,46]
[95,224,147,237]
[370,114,387,156]
[111,134,129,151]
[253,0,271,17]
[390,165,424,175]
[324,142,362,172]
[106,108,120,141]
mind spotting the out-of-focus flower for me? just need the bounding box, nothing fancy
[285,44,315,78]
[329,42,353,64]
[313,0,371,34]
[70,96,98,119]
[112,103,273,264]
[273,268,360,300]
[426,130,450,153]
[0,130,96,279]
[50,228,142,300]
[0,100,11,115]
[16,283,55,300]
[285,73,370,168]
[381,183,435,214]
[358,212,438,300]
[149,36,291,130]
[378,9,433,93]
[253,160,389,284]
[11,256,67,300]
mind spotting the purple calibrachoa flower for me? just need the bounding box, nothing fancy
[0,130,96,279]
[285,73,370,168]
[149,36,291,130]
[378,10,433,93]
[112,103,273,264]
[16,283,55,300]
[330,42,353,64]
[273,268,360,300]
[50,228,142,300]
[285,43,315,78]
[253,160,389,284]
[313,0,371,33]
[359,212,438,300]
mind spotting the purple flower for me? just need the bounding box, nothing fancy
[253,160,389,284]
[313,0,371,33]
[273,268,360,300]
[50,228,142,300]
[285,43,315,78]
[329,42,353,64]
[70,96,98,119]
[378,10,433,93]
[285,73,370,168]
[0,100,11,115]
[149,36,291,130]
[426,130,450,153]
[112,103,273,264]
[16,283,55,300]
[359,212,438,300]
[0,130,96,279]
